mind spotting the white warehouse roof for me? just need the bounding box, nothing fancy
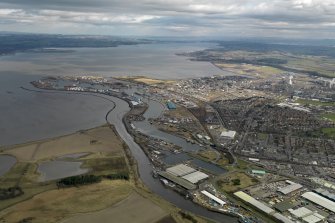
[234,191,275,214]
[302,192,335,213]
[289,207,325,223]
[201,190,226,206]
[273,213,295,223]
[182,171,209,184]
[220,130,236,139]
[235,191,294,223]
[166,164,196,177]
[289,207,312,218]
[278,183,303,195]
[303,213,325,223]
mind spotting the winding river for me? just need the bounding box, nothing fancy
[5,85,236,222]
[105,95,237,223]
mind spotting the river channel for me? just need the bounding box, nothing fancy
[105,94,237,222]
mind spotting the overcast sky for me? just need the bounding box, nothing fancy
[0,0,334,38]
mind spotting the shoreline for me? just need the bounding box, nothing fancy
[0,86,118,149]
[2,84,239,222]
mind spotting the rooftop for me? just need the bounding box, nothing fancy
[166,164,196,177]
[158,171,196,190]
[182,171,209,184]
[278,182,303,195]
[302,192,335,213]
[201,190,226,206]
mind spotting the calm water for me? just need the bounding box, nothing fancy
[0,43,224,79]
[0,43,226,146]
[0,155,16,176]
[38,160,89,182]
[133,98,227,175]
[0,74,115,146]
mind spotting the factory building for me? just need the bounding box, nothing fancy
[182,171,209,184]
[159,164,209,190]
[234,191,295,223]
[289,207,326,223]
[278,180,303,195]
[166,164,196,177]
[220,130,236,139]
[313,188,335,202]
[201,190,226,206]
[158,171,196,190]
[301,192,335,213]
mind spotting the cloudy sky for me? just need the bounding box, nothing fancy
[0,0,334,38]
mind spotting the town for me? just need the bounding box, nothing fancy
[30,71,335,223]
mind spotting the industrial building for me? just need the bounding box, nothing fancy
[278,180,303,195]
[220,130,236,139]
[181,171,209,184]
[160,164,209,190]
[158,171,196,190]
[273,200,297,213]
[166,164,196,177]
[302,192,335,213]
[234,191,295,223]
[314,188,335,202]
[289,207,326,223]
[234,191,275,215]
[201,190,226,206]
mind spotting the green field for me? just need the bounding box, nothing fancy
[322,113,335,122]
[216,172,257,192]
[296,99,335,106]
[322,128,335,138]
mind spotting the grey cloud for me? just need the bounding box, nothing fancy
[0,0,334,38]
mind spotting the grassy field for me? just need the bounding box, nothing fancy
[296,99,335,107]
[215,63,283,78]
[216,172,257,192]
[225,159,251,172]
[2,125,124,162]
[164,106,196,119]
[0,125,127,210]
[62,192,168,223]
[0,180,133,223]
[195,149,229,167]
[214,50,335,78]
[322,128,335,138]
[158,105,207,141]
[82,156,128,176]
[287,57,335,78]
[0,125,212,223]
[322,113,335,122]
[117,76,175,85]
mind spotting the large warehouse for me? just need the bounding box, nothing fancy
[166,164,196,177]
[289,207,326,223]
[278,181,303,195]
[234,191,295,223]
[182,171,209,184]
[302,192,335,213]
[201,190,226,206]
[160,164,209,189]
